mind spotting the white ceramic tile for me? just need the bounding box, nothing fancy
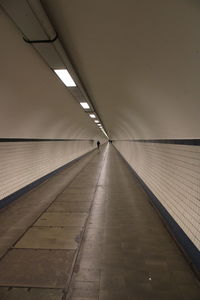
[114,141,200,251]
[0,141,94,200]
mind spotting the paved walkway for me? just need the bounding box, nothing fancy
[0,144,199,299]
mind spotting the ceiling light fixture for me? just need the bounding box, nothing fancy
[54,69,76,87]
[94,120,99,123]
[89,114,96,118]
[80,102,90,109]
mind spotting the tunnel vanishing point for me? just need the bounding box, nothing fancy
[0,1,200,299]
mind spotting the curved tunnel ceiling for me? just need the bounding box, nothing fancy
[0,4,106,140]
[42,0,200,139]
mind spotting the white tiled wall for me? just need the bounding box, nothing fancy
[0,140,95,201]
[114,141,200,251]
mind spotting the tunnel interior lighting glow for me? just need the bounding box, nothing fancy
[80,102,90,109]
[89,114,96,118]
[94,120,99,123]
[97,124,101,126]
[102,131,109,138]
[54,69,76,87]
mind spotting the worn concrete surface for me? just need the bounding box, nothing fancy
[0,287,63,300]
[0,144,199,299]
[0,249,75,288]
[67,145,200,300]
[0,146,104,298]
[46,201,91,213]
[33,212,88,227]
[0,149,98,259]
[14,227,81,250]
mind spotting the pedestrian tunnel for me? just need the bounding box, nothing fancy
[0,1,200,299]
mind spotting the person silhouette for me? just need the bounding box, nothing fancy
[97,140,100,149]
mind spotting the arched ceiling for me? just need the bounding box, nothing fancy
[0,5,105,140]
[42,0,200,139]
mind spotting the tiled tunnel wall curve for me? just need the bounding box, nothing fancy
[0,140,95,206]
[113,140,200,272]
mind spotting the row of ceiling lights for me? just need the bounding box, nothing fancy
[54,69,109,138]
[0,1,109,139]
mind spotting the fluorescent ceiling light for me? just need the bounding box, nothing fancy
[94,120,99,123]
[102,130,109,138]
[97,124,101,126]
[80,102,90,109]
[89,114,96,118]
[54,69,76,87]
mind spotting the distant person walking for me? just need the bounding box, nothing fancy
[97,140,100,149]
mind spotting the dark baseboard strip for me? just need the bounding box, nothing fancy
[0,138,93,142]
[0,148,95,210]
[114,146,200,277]
[113,139,200,146]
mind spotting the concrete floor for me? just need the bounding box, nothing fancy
[0,144,199,299]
